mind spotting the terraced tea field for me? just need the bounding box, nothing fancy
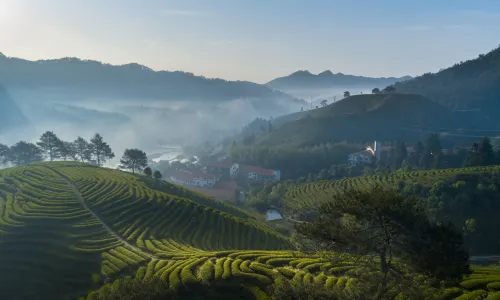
[0,162,290,299]
[1,162,499,299]
[284,165,500,210]
[89,251,500,300]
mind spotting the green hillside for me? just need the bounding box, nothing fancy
[258,93,459,148]
[0,162,291,299]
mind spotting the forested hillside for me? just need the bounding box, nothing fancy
[393,46,500,118]
[256,93,461,148]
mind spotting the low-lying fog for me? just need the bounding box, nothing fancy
[279,87,372,107]
[1,88,303,166]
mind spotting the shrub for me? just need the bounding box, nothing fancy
[455,290,488,300]
[488,282,500,291]
[487,291,500,300]
[461,277,500,290]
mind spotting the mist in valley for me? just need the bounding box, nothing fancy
[0,86,303,166]
[277,87,373,108]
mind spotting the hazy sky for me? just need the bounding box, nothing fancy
[1,0,499,83]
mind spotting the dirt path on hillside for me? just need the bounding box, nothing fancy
[45,166,155,259]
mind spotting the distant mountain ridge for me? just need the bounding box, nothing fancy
[266,70,412,90]
[0,55,303,105]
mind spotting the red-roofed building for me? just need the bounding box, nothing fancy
[169,170,217,187]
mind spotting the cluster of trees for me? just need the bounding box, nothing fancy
[295,186,470,299]
[380,135,500,172]
[397,171,500,254]
[0,131,161,177]
[291,135,500,185]
[342,85,396,98]
[142,166,162,180]
[229,142,359,180]
[0,131,115,167]
[372,85,396,94]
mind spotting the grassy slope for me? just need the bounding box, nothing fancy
[0,162,291,299]
[259,93,458,148]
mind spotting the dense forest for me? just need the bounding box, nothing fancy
[394,46,500,118]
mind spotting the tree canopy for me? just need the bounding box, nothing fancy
[153,170,162,179]
[90,133,115,166]
[73,136,92,163]
[37,131,61,161]
[9,141,43,165]
[120,148,148,173]
[143,167,152,177]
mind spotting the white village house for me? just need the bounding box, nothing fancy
[169,170,217,187]
[348,141,417,165]
[348,141,381,165]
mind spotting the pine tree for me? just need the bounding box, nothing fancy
[119,148,148,173]
[89,133,115,166]
[37,131,61,161]
[73,137,92,162]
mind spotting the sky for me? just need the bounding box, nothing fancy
[0,0,499,83]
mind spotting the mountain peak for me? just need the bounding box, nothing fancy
[318,70,334,76]
[290,70,312,76]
